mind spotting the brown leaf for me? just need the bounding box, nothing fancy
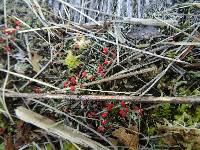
[112,125,139,150]
[30,52,43,73]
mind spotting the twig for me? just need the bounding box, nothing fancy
[3,90,200,104]
[80,18,178,27]
[0,68,60,90]
[82,67,156,87]
[179,34,200,60]
[1,0,14,123]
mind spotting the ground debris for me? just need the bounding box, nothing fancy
[112,125,139,150]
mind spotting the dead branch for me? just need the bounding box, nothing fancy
[81,18,178,29]
[3,90,200,104]
[82,67,156,87]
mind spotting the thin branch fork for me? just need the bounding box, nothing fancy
[2,91,200,104]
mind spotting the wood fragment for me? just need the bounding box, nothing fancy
[15,106,110,150]
[180,34,200,60]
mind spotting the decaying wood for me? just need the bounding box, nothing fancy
[3,90,200,104]
[15,106,110,150]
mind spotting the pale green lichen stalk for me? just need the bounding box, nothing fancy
[64,50,81,70]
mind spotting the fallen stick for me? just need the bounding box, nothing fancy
[82,67,156,87]
[3,90,200,104]
[15,106,110,150]
[81,18,178,28]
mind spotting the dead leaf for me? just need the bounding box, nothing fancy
[112,125,139,150]
[30,52,43,73]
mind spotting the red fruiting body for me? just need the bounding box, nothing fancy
[97,64,104,73]
[134,106,144,116]
[11,29,17,34]
[2,27,7,33]
[15,26,20,30]
[3,46,11,52]
[33,87,41,93]
[120,100,126,107]
[103,47,109,54]
[63,81,68,88]
[97,64,104,77]
[124,108,129,113]
[97,126,105,133]
[70,85,75,92]
[15,20,22,26]
[0,38,5,43]
[3,27,16,35]
[101,120,107,126]
[82,71,87,78]
[119,109,126,118]
[104,59,109,65]
[101,112,108,118]
[89,76,94,81]
[106,103,114,111]
[70,77,76,85]
[87,112,96,118]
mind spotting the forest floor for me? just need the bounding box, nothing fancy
[0,1,200,150]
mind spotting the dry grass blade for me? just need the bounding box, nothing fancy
[0,68,60,90]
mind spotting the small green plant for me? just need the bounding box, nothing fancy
[187,55,194,62]
[166,51,177,58]
[147,126,156,136]
[153,103,171,119]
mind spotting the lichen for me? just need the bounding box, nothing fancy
[64,50,81,70]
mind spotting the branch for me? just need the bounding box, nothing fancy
[82,67,156,87]
[81,18,178,29]
[3,90,200,104]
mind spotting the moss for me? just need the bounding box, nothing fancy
[153,103,171,119]
[147,126,156,136]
